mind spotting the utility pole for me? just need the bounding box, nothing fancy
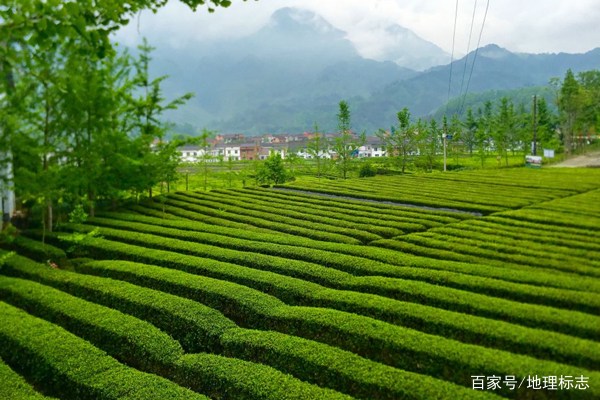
[532,94,538,156]
[443,133,447,172]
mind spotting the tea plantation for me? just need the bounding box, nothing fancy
[1,168,599,399]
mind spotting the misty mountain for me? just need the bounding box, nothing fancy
[142,7,600,135]
[360,23,450,71]
[350,44,600,131]
[143,7,433,133]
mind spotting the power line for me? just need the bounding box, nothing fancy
[445,0,460,116]
[458,0,490,116]
[457,0,478,110]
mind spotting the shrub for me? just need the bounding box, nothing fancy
[0,302,207,400]
[358,162,377,177]
[0,358,49,399]
[0,276,183,373]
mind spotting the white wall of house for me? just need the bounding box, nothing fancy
[358,144,387,158]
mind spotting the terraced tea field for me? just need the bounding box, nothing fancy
[1,168,599,399]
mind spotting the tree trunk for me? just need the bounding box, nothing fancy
[46,199,53,233]
[88,188,95,218]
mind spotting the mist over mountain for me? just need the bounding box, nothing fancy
[351,44,600,131]
[140,7,600,135]
[354,23,450,71]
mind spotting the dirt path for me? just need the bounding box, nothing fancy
[549,150,600,168]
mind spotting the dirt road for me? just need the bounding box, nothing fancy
[549,150,600,168]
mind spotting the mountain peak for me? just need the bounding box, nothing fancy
[478,44,512,59]
[266,7,343,37]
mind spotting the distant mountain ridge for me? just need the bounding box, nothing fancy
[350,44,600,131]
[141,7,600,135]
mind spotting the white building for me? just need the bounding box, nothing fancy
[358,137,387,158]
[177,145,204,163]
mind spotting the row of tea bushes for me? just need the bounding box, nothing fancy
[47,228,600,342]
[96,210,599,295]
[72,258,600,399]
[0,301,207,400]
[0,253,497,400]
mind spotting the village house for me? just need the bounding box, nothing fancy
[177,145,203,163]
[358,137,387,158]
[215,133,245,144]
[239,142,261,160]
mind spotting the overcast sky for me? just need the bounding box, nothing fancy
[117,0,600,57]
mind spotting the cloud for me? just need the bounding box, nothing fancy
[115,0,600,55]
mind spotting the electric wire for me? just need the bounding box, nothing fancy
[458,0,491,116]
[457,0,478,114]
[445,0,460,116]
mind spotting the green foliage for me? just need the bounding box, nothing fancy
[0,223,17,244]
[0,302,206,400]
[358,162,377,177]
[306,123,329,178]
[174,353,351,400]
[1,253,234,354]
[7,236,66,265]
[0,357,51,399]
[58,227,101,256]
[0,276,184,371]
[169,192,380,242]
[331,101,365,179]
[67,258,600,399]
[0,251,16,269]
[255,153,289,186]
[68,204,88,224]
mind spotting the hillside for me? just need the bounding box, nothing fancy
[139,8,600,135]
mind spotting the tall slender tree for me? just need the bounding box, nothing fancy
[558,69,582,154]
[307,123,327,178]
[332,101,364,179]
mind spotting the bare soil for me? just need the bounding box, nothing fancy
[549,150,600,168]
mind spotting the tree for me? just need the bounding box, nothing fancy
[127,38,193,199]
[576,70,600,146]
[421,119,441,172]
[378,108,417,173]
[558,69,582,154]
[494,97,515,166]
[198,129,213,191]
[332,101,364,179]
[307,123,327,178]
[255,152,288,186]
[0,0,240,226]
[463,108,478,156]
[475,101,493,168]
[535,97,558,150]
[12,41,69,235]
[448,114,463,166]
